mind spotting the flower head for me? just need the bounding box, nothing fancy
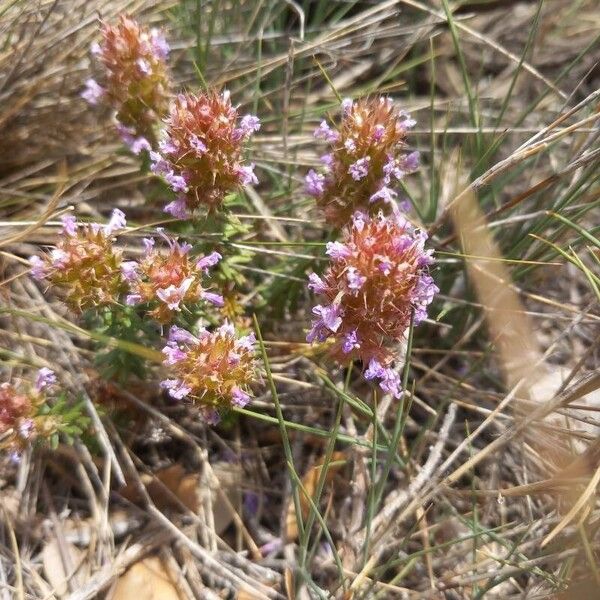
[306,211,438,395]
[1,370,64,455]
[307,96,419,226]
[87,16,171,150]
[29,210,127,311]
[150,91,259,215]
[160,323,257,422]
[124,229,222,323]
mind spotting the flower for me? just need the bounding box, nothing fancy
[150,91,260,215]
[29,210,127,311]
[160,323,257,422]
[35,368,57,392]
[306,96,419,226]
[87,16,171,151]
[0,371,65,454]
[306,211,438,396]
[123,229,223,323]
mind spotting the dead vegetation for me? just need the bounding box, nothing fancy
[1,0,599,598]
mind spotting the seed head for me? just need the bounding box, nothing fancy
[124,229,223,323]
[85,16,171,151]
[29,210,127,312]
[306,211,438,397]
[151,90,260,216]
[161,323,257,423]
[306,97,419,227]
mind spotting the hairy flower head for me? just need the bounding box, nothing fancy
[124,229,223,323]
[306,211,438,396]
[306,96,419,227]
[0,369,61,456]
[29,210,127,312]
[151,90,260,216]
[161,323,257,423]
[85,15,171,151]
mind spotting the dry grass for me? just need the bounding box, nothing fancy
[1,0,600,598]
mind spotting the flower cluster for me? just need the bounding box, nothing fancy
[82,15,171,153]
[123,228,223,323]
[150,91,260,217]
[29,210,127,312]
[306,211,438,397]
[306,97,419,227]
[0,369,60,458]
[161,323,257,423]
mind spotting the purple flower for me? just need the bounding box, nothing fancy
[121,261,139,282]
[218,321,236,337]
[203,409,221,425]
[341,98,353,114]
[130,137,151,155]
[238,164,258,186]
[344,138,357,153]
[168,325,198,345]
[348,157,370,181]
[364,359,385,381]
[314,120,339,143]
[201,291,224,307]
[165,171,189,193]
[378,259,393,275]
[35,367,56,391]
[189,135,207,155]
[105,209,127,235]
[161,378,191,400]
[352,211,368,232]
[370,186,397,204]
[61,215,77,236]
[142,237,155,253]
[320,153,334,169]
[231,386,251,407]
[379,367,402,398]
[164,197,189,220]
[162,343,187,365]
[306,303,342,343]
[346,267,366,290]
[402,151,420,173]
[308,272,327,294]
[150,29,169,60]
[90,41,102,56]
[236,333,256,352]
[81,78,104,105]
[373,124,385,141]
[342,330,360,354]
[315,304,342,332]
[158,138,178,155]
[156,277,194,311]
[305,169,326,197]
[411,273,438,325]
[238,114,261,137]
[29,255,46,280]
[150,151,170,175]
[50,249,69,269]
[326,241,351,260]
[196,251,222,272]
[126,293,143,306]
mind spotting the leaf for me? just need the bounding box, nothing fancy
[285,451,346,541]
[109,556,180,600]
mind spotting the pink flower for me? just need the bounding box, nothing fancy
[156,277,194,311]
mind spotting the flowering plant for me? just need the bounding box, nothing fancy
[150,91,260,217]
[307,211,438,397]
[306,97,419,227]
[82,15,171,153]
[161,323,257,423]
